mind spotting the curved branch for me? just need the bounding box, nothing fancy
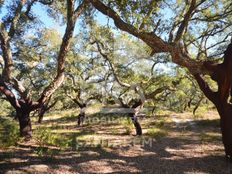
[145,86,173,100]
[0,75,19,109]
[174,0,197,42]
[193,74,217,103]
[89,0,170,53]
[89,0,207,74]
[94,41,131,88]
[38,0,87,104]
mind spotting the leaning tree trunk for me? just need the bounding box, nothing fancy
[16,109,32,139]
[37,100,57,123]
[129,113,142,135]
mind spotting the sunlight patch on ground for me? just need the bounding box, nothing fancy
[78,159,141,173]
[4,165,49,174]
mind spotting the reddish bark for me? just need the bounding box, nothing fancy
[194,41,232,159]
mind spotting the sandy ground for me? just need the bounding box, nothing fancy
[0,110,232,174]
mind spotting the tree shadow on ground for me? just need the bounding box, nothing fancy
[0,133,231,174]
[1,112,231,174]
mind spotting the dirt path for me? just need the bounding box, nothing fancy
[0,111,232,174]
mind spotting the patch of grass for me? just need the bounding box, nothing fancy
[200,132,221,142]
[121,117,133,135]
[193,106,208,118]
[146,127,168,138]
[145,115,172,129]
[34,126,71,150]
[195,119,220,128]
[153,109,172,116]
[0,117,20,148]
[110,128,119,135]
[35,146,60,157]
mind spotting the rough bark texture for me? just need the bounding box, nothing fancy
[194,42,232,159]
[37,99,57,123]
[17,109,32,138]
[216,104,232,160]
[129,112,142,136]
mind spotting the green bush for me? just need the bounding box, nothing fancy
[0,117,20,147]
[146,127,167,138]
[35,146,60,157]
[121,117,133,135]
[34,126,71,154]
[34,127,56,145]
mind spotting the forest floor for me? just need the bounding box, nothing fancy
[0,109,232,174]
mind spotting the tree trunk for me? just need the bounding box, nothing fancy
[77,106,86,126]
[16,110,32,139]
[38,112,44,124]
[77,112,85,126]
[216,103,232,160]
[129,113,142,135]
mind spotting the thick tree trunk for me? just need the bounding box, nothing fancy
[16,110,32,139]
[193,40,232,160]
[216,104,232,160]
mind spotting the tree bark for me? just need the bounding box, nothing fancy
[215,102,232,160]
[129,113,142,135]
[194,40,232,160]
[77,105,86,126]
[37,99,57,123]
[16,109,32,139]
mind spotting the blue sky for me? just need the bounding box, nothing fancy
[31,2,114,36]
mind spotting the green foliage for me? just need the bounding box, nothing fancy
[193,106,208,118]
[34,146,60,157]
[0,117,20,148]
[34,126,71,156]
[106,0,162,31]
[146,127,167,138]
[34,127,56,145]
[200,132,221,143]
[121,118,133,135]
[0,99,12,116]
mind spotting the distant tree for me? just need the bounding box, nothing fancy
[60,32,109,125]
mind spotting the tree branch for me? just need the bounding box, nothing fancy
[193,74,217,103]
[0,75,19,109]
[94,40,131,88]
[89,0,170,53]
[38,0,87,104]
[174,0,197,42]
[89,0,208,74]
